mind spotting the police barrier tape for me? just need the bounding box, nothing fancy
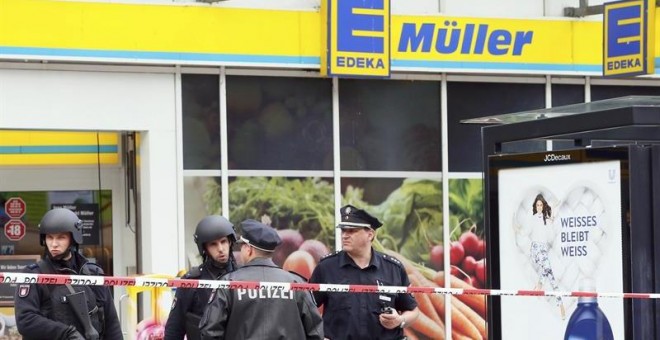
[1,272,658,299]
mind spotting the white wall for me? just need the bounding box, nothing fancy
[545,0,606,18]
[0,68,180,276]
[67,0,440,15]
[64,0,606,18]
[443,0,544,18]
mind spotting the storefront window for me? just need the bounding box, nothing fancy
[183,176,222,267]
[342,176,446,339]
[227,76,333,170]
[342,177,442,270]
[591,85,660,101]
[448,178,486,288]
[182,74,221,170]
[447,81,545,172]
[0,190,113,274]
[339,79,441,171]
[552,84,585,107]
[227,176,334,268]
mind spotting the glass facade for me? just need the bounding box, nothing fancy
[181,72,658,339]
[339,79,441,171]
[227,76,333,170]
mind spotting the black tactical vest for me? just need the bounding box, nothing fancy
[38,260,105,337]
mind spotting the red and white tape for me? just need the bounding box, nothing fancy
[2,272,658,299]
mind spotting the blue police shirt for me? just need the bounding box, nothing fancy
[309,249,417,340]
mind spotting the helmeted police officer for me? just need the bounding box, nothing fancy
[14,208,123,340]
[164,215,237,340]
[200,219,323,340]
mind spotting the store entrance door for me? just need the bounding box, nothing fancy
[0,130,138,336]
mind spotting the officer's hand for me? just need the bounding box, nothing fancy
[379,309,402,330]
[63,326,86,340]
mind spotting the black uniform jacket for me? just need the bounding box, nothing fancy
[164,260,233,340]
[199,257,323,340]
[14,253,123,340]
[309,249,417,340]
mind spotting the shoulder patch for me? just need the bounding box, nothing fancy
[319,251,340,262]
[26,263,38,271]
[17,285,30,298]
[170,297,177,311]
[382,254,403,267]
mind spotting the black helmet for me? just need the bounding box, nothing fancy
[193,215,236,257]
[39,208,83,246]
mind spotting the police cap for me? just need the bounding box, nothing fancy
[236,219,281,252]
[337,205,382,230]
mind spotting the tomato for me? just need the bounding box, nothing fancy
[273,229,304,266]
[282,250,316,280]
[299,239,330,264]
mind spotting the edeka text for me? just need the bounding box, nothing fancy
[398,21,533,56]
[606,58,642,71]
[336,56,385,70]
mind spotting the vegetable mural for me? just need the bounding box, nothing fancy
[204,177,486,339]
[205,177,335,271]
[346,178,486,339]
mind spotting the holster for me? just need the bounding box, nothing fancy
[185,311,202,340]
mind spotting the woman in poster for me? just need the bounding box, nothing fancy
[529,193,566,319]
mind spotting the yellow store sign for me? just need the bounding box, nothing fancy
[603,0,655,77]
[0,0,658,75]
[0,131,118,166]
[321,0,391,78]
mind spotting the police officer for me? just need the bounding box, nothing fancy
[164,215,237,340]
[309,205,420,340]
[200,219,323,340]
[14,208,122,340]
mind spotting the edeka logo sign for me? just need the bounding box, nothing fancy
[603,0,655,77]
[322,0,390,78]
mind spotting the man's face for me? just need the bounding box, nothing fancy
[341,227,372,253]
[45,232,71,257]
[205,236,231,263]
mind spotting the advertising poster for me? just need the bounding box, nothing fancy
[498,160,624,339]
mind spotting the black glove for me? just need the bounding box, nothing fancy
[63,325,86,340]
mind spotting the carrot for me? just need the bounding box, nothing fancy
[452,329,475,340]
[447,298,483,340]
[410,309,445,340]
[412,292,441,323]
[403,328,419,340]
[414,271,480,339]
[409,275,442,324]
[452,296,487,339]
[433,271,487,318]
[408,271,447,324]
